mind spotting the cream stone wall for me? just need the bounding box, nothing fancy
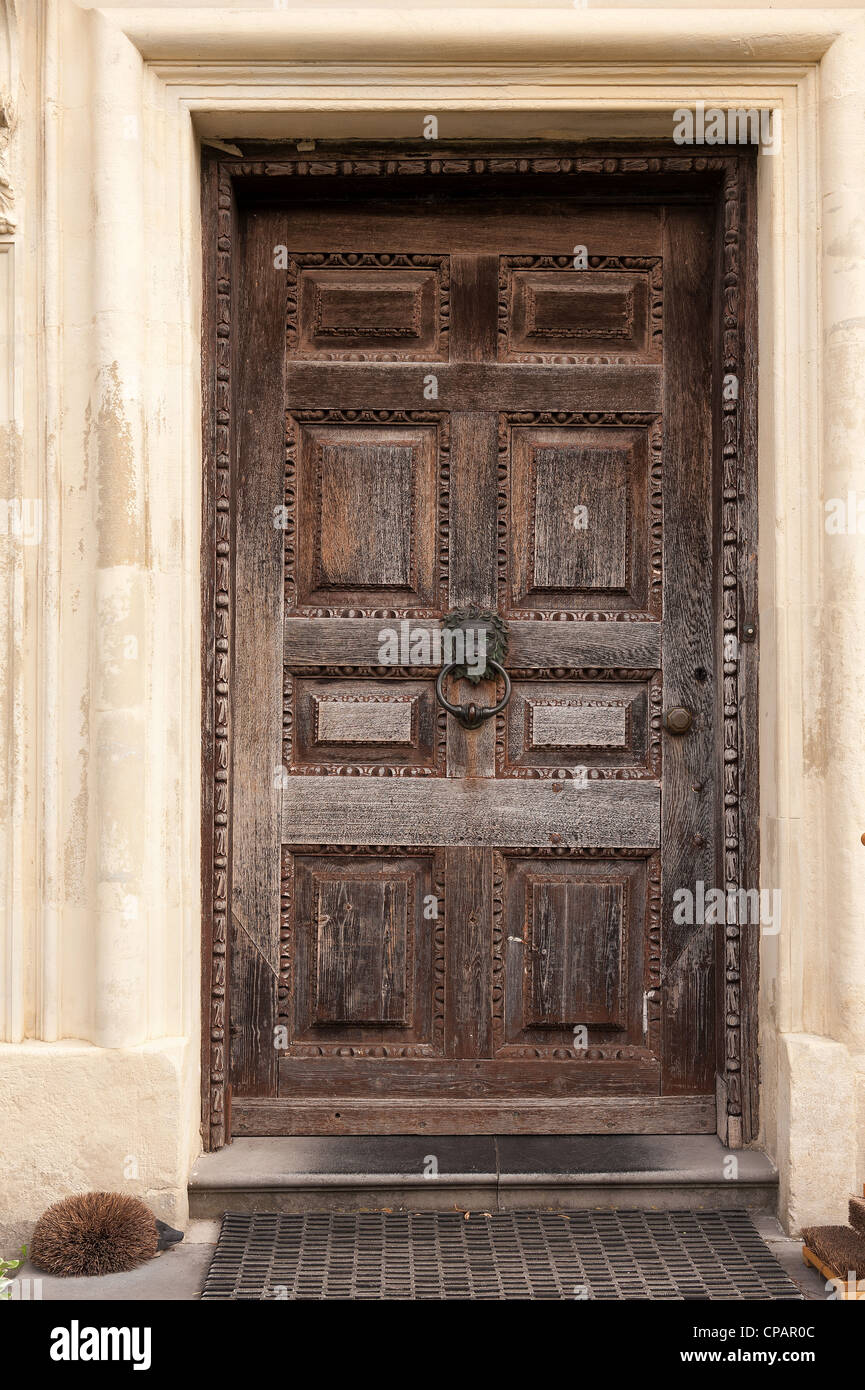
[2,1,864,1243]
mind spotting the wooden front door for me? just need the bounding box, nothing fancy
[211,152,756,1141]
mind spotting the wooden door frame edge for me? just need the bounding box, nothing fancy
[200,140,759,1151]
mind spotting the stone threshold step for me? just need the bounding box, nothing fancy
[189,1135,778,1216]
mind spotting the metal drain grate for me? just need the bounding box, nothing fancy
[201,1210,804,1301]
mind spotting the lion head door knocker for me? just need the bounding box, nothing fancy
[434,607,511,730]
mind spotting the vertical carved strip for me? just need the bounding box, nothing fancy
[646,852,662,1055]
[207,167,234,1148]
[720,161,742,1123]
[491,850,506,1052]
[648,415,663,620]
[432,852,446,1053]
[278,846,294,1028]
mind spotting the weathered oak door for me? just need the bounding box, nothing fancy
[224,168,728,1137]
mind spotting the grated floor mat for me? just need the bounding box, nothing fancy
[200,1210,804,1300]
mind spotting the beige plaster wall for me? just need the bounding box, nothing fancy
[2,0,864,1243]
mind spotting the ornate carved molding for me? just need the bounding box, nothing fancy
[203,165,235,1149]
[720,161,744,1127]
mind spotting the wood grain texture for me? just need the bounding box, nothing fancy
[277,197,662,257]
[448,412,498,609]
[314,695,415,745]
[228,209,286,1094]
[530,700,628,749]
[445,848,492,1058]
[277,1056,657,1096]
[285,362,661,413]
[660,203,717,1098]
[284,617,662,669]
[282,850,443,1055]
[497,853,650,1055]
[281,776,660,848]
[232,1095,715,1136]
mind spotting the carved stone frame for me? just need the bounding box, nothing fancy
[200,142,758,1151]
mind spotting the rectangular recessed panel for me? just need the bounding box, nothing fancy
[514,272,647,357]
[315,696,416,746]
[287,677,442,774]
[499,256,662,363]
[527,879,624,1027]
[533,447,628,591]
[282,777,659,849]
[316,277,423,335]
[288,254,449,361]
[502,679,654,779]
[499,854,648,1053]
[318,443,413,588]
[201,1211,804,1301]
[314,875,410,1025]
[530,701,628,749]
[529,280,636,339]
[505,422,652,615]
[287,851,440,1050]
[289,417,443,613]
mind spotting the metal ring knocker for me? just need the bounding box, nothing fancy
[435,659,512,730]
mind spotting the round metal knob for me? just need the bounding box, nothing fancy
[435,660,511,730]
[664,706,693,734]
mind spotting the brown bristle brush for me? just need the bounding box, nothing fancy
[849,1196,865,1238]
[801,1220,865,1296]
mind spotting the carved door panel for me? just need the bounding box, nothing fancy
[227,186,720,1136]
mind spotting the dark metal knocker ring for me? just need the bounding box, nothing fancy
[435,659,512,730]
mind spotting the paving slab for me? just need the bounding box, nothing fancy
[14,1244,214,1302]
